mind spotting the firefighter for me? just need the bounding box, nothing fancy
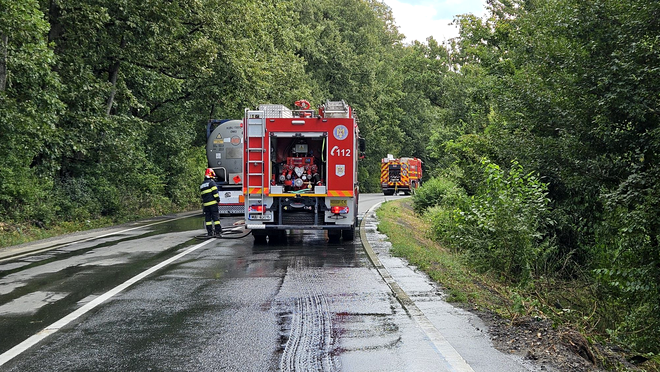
[200,168,222,237]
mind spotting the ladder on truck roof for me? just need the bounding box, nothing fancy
[245,109,266,216]
[322,100,351,118]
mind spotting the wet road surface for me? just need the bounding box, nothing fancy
[0,194,536,371]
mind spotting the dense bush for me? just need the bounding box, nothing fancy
[412,176,465,215]
[593,192,660,351]
[428,0,660,354]
[430,160,556,284]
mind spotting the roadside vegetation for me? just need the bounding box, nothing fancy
[378,196,659,371]
[2,0,658,368]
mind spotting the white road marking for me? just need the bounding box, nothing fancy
[0,238,216,367]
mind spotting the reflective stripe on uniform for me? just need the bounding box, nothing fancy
[201,186,218,194]
[203,200,217,207]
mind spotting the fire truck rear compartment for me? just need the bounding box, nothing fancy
[270,135,326,192]
[388,164,401,183]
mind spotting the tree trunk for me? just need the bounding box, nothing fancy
[105,60,120,115]
[0,33,7,92]
[105,35,125,116]
[47,0,63,44]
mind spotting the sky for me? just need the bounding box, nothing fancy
[382,0,488,44]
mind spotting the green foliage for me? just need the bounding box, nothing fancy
[0,0,658,358]
[1,0,430,222]
[592,190,660,351]
[432,159,556,284]
[435,0,660,353]
[412,176,465,215]
[0,0,62,223]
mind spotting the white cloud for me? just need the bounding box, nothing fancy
[383,0,488,44]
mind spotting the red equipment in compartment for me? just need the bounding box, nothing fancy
[277,157,321,191]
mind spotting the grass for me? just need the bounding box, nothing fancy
[376,198,599,320]
[375,198,513,315]
[0,219,110,248]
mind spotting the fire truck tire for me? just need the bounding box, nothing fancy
[383,190,395,196]
[342,227,355,241]
[328,230,341,242]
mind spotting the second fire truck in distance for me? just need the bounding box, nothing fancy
[380,154,423,195]
[243,100,365,243]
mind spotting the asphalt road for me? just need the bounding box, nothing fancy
[0,193,537,371]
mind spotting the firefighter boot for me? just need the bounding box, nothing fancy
[206,227,214,238]
[214,225,222,237]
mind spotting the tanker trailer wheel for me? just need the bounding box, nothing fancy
[267,229,287,244]
[253,230,268,245]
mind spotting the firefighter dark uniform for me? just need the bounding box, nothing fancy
[200,168,222,237]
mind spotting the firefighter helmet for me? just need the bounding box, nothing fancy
[204,168,216,178]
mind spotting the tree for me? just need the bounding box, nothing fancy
[0,0,62,222]
[440,0,660,352]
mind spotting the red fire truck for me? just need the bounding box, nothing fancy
[380,155,423,195]
[243,100,364,243]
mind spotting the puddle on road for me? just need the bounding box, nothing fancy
[0,291,68,316]
[0,215,222,280]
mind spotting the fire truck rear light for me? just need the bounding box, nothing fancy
[331,206,349,214]
[249,204,266,213]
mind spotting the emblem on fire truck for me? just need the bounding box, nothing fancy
[333,125,348,140]
[336,164,346,177]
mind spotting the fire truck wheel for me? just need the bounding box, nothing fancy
[328,230,341,242]
[342,227,355,241]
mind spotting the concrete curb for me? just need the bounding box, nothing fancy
[359,201,475,372]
